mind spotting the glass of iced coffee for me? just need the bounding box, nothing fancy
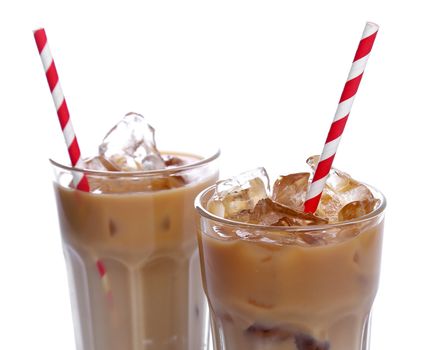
[52,113,219,350]
[195,158,385,350]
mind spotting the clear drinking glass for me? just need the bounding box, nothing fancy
[52,149,219,350]
[195,184,385,350]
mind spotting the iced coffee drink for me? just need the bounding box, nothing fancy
[52,113,219,350]
[195,157,385,350]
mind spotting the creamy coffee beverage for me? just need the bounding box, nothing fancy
[52,113,219,350]
[196,158,385,350]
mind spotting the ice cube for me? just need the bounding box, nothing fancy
[207,200,226,217]
[99,112,165,171]
[326,168,353,192]
[306,155,375,221]
[163,155,187,168]
[272,172,309,211]
[327,168,373,201]
[83,156,108,171]
[315,188,343,222]
[249,198,327,226]
[338,199,379,221]
[306,155,320,171]
[322,169,375,221]
[207,168,269,219]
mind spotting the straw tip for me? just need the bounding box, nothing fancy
[33,27,45,34]
[366,22,380,30]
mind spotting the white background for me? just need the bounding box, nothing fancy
[1,1,434,349]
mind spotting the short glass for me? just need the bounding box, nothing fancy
[195,184,385,350]
[52,149,219,350]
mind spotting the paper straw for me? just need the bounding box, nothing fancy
[34,28,111,302]
[304,22,379,213]
[34,28,90,192]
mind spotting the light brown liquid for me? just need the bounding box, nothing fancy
[198,204,384,350]
[54,154,217,350]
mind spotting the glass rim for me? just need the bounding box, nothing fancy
[195,183,387,233]
[50,149,220,177]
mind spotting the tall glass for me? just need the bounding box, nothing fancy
[52,150,219,350]
[196,185,385,350]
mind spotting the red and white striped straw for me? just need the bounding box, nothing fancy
[34,28,89,192]
[304,22,379,214]
[34,28,111,302]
